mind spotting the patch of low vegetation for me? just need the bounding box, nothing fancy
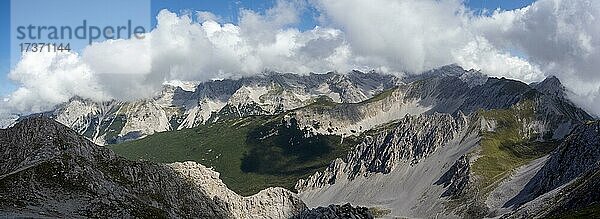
[471,100,559,194]
[111,115,357,196]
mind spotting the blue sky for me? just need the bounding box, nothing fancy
[0,0,535,97]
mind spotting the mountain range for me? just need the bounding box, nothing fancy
[4,70,397,145]
[1,64,599,218]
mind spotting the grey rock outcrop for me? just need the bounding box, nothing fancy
[170,161,306,219]
[296,113,468,192]
[435,154,470,199]
[534,76,565,98]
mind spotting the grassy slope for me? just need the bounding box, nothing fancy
[111,115,357,196]
[471,100,558,193]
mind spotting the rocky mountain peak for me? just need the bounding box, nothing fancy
[0,116,109,176]
[4,116,74,137]
[195,78,242,100]
[427,64,467,76]
[401,64,487,87]
[534,75,566,98]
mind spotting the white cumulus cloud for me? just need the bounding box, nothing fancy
[7,50,109,113]
[3,0,600,116]
[472,0,600,114]
[4,0,351,114]
[312,0,545,81]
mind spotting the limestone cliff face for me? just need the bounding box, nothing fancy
[296,113,469,192]
[287,65,591,140]
[435,154,470,199]
[0,116,17,129]
[20,66,590,147]
[0,117,306,218]
[170,162,306,219]
[286,86,431,136]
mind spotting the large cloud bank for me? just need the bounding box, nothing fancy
[3,0,600,116]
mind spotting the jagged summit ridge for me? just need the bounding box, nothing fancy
[286,67,589,140]
[15,65,587,147]
[33,70,399,145]
[403,64,488,87]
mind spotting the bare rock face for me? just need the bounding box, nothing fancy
[296,113,468,192]
[0,117,306,218]
[0,114,18,129]
[170,161,307,219]
[534,76,566,98]
[23,66,590,147]
[435,154,470,199]
[0,117,230,218]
